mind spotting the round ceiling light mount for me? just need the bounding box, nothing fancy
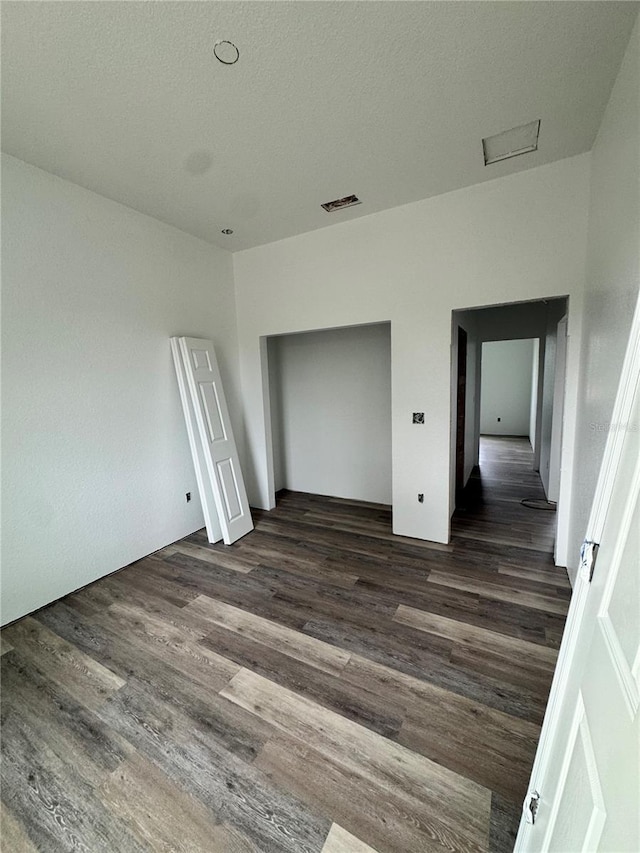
[221,228,234,235]
[214,40,239,65]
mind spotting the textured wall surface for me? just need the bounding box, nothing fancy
[268,324,392,504]
[1,155,240,624]
[480,340,535,436]
[234,155,590,549]
[568,20,640,582]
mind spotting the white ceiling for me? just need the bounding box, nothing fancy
[2,2,637,251]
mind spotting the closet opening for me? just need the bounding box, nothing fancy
[264,322,392,518]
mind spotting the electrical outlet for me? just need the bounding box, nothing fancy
[186,492,191,502]
[497,417,501,422]
[418,493,424,503]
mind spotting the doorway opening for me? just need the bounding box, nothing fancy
[450,296,569,561]
[264,321,392,515]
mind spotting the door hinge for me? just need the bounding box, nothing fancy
[579,540,600,583]
[524,790,540,825]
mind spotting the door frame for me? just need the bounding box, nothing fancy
[548,315,568,505]
[449,297,575,565]
[531,336,545,473]
[515,293,640,849]
[455,326,468,505]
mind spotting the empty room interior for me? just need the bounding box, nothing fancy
[1,3,639,853]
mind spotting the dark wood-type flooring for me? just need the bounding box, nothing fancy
[1,437,571,853]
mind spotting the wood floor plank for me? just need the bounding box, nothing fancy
[1,705,147,853]
[475,596,564,649]
[109,554,201,606]
[355,574,560,649]
[321,554,436,596]
[234,535,360,589]
[449,644,554,696]
[0,801,38,853]
[200,615,539,797]
[1,633,14,655]
[498,562,571,587]
[100,750,256,852]
[415,557,570,600]
[95,599,242,689]
[1,651,133,786]
[321,823,381,853]
[426,570,569,614]
[450,529,552,553]
[152,552,289,619]
[60,583,115,617]
[300,510,454,552]
[256,732,481,853]
[97,680,330,853]
[97,570,208,624]
[342,653,541,799]
[199,623,403,739]
[186,594,352,676]
[301,615,545,722]
[394,605,558,668]
[489,793,522,853]
[221,668,492,852]
[1,617,125,711]
[37,600,276,766]
[252,515,435,565]
[254,564,399,628]
[164,540,258,573]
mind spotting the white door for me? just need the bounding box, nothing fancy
[170,338,223,544]
[177,337,254,545]
[516,301,640,852]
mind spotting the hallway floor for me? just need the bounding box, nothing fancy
[1,437,571,852]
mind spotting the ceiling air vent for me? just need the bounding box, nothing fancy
[321,194,362,213]
[482,120,540,166]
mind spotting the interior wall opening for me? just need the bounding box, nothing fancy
[450,296,569,561]
[480,338,537,442]
[265,322,392,512]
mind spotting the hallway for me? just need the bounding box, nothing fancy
[1,438,571,853]
[454,436,560,558]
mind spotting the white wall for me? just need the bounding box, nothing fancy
[548,316,568,507]
[567,18,640,584]
[530,339,540,451]
[480,339,535,435]
[267,336,286,493]
[539,316,558,494]
[1,154,240,625]
[234,155,590,551]
[268,323,391,504]
[539,303,568,498]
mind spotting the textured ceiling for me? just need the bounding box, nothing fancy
[2,2,638,251]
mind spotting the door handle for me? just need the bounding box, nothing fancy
[524,790,540,825]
